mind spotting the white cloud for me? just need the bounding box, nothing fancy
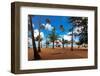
[34,29,39,38]
[73,26,83,34]
[45,23,53,31]
[74,38,79,42]
[34,29,44,38]
[40,32,44,38]
[28,29,44,48]
[63,35,72,41]
[67,32,72,35]
[67,26,84,35]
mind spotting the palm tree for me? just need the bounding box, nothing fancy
[38,16,41,52]
[59,25,65,48]
[28,15,41,60]
[45,18,51,48]
[48,27,59,48]
[71,27,74,51]
[38,16,45,52]
[68,17,84,51]
[46,40,50,48]
[64,40,69,47]
[67,28,74,51]
[40,38,43,48]
[79,17,88,44]
[69,17,88,50]
[35,35,43,48]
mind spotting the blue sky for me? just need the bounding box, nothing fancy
[31,15,72,37]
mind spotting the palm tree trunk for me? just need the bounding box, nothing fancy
[62,38,64,48]
[29,15,41,60]
[46,37,48,48]
[46,30,49,48]
[71,27,73,51]
[41,41,42,48]
[38,16,41,52]
[78,45,80,48]
[38,28,41,52]
[53,41,54,48]
[63,43,64,48]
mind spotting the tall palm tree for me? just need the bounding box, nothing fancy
[28,15,41,60]
[68,17,83,51]
[71,27,74,51]
[38,16,41,52]
[79,17,88,44]
[48,27,59,48]
[59,25,65,48]
[38,16,45,52]
[69,17,88,48]
[45,18,51,48]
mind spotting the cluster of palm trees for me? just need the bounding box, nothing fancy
[28,15,88,60]
[68,17,88,50]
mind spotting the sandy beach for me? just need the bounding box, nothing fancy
[28,47,88,61]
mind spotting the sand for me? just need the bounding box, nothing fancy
[28,47,88,61]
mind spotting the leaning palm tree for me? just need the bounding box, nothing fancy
[28,15,41,60]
